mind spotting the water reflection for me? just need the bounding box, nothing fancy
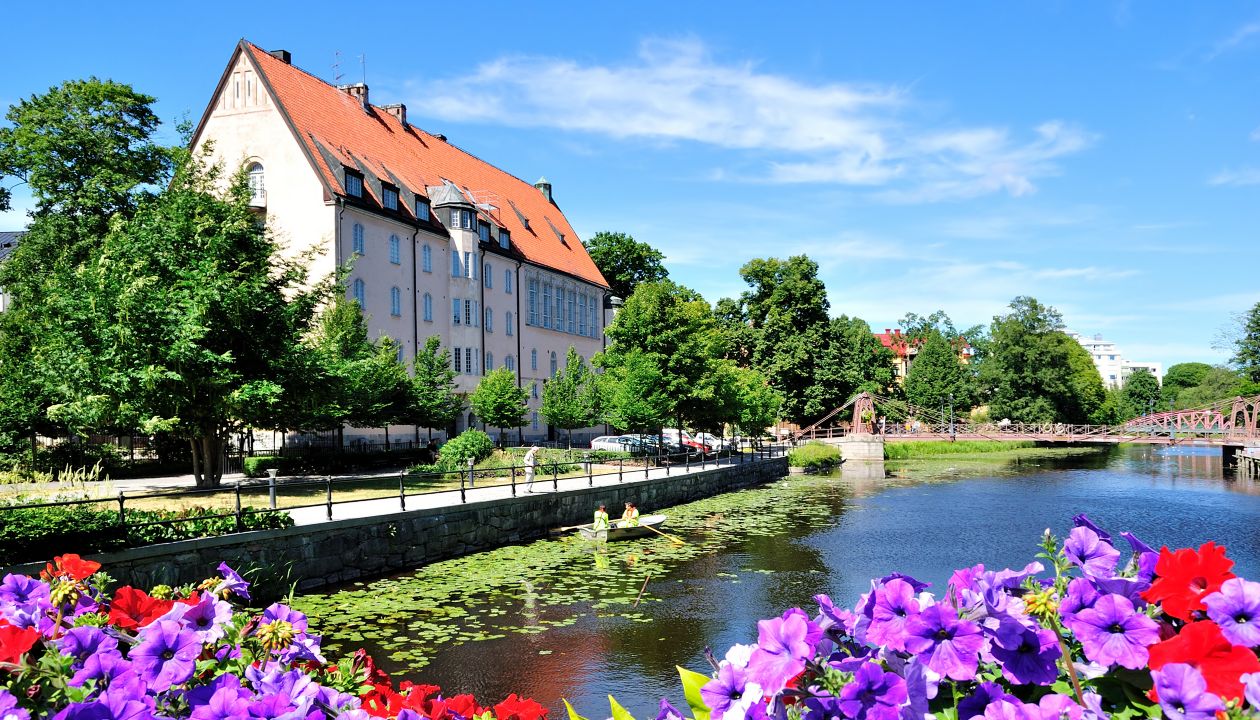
[297,444,1260,718]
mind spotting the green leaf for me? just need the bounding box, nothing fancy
[678,665,712,720]
[609,696,636,720]
[563,700,590,720]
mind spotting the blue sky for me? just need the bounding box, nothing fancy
[4,2,1259,368]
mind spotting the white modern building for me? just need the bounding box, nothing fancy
[1068,332,1162,389]
[191,41,611,442]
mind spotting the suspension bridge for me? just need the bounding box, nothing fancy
[793,392,1260,465]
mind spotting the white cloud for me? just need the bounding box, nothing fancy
[1206,21,1260,61]
[412,39,1092,203]
[1250,126,1260,142]
[1209,167,1260,186]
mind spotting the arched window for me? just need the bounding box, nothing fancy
[422,244,432,272]
[247,162,265,203]
[352,223,365,255]
[352,278,365,307]
[550,351,558,378]
[506,311,514,336]
[531,349,538,371]
[423,293,433,322]
[389,235,401,264]
[390,286,401,316]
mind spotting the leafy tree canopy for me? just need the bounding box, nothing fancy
[1121,369,1162,418]
[469,368,529,434]
[904,331,974,415]
[540,346,597,446]
[1228,302,1260,383]
[582,231,668,300]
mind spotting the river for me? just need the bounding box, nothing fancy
[292,444,1260,717]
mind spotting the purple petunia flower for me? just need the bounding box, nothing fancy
[1119,531,1159,583]
[0,688,31,720]
[163,593,233,645]
[866,578,921,652]
[248,692,314,720]
[982,699,1039,720]
[1063,527,1120,578]
[1204,577,1260,648]
[261,603,308,632]
[814,593,856,636]
[48,702,111,720]
[655,698,685,720]
[837,661,907,720]
[700,662,762,720]
[57,626,122,687]
[746,613,816,695]
[1070,593,1160,670]
[1058,578,1099,626]
[1037,694,1084,720]
[989,619,1061,686]
[1242,671,1260,709]
[1072,514,1111,542]
[957,682,1017,720]
[217,563,251,601]
[904,604,985,681]
[130,619,202,692]
[1152,663,1225,720]
[188,673,253,720]
[0,573,51,610]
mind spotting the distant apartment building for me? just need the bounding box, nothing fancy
[0,232,21,313]
[875,328,974,384]
[1067,332,1162,389]
[191,42,611,442]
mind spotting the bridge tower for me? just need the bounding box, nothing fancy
[838,392,885,460]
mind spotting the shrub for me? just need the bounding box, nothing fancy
[241,449,430,477]
[0,503,293,565]
[437,429,496,469]
[787,441,842,469]
[883,439,1037,459]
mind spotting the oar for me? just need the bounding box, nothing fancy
[640,522,686,546]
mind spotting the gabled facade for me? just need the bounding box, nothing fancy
[191,41,610,442]
[875,329,974,384]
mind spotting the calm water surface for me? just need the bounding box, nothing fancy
[294,445,1260,717]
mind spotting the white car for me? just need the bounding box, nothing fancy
[590,435,630,452]
[693,432,727,453]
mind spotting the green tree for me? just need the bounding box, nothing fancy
[1228,302,1260,383]
[599,280,725,430]
[733,367,783,435]
[982,297,1104,423]
[804,316,898,425]
[1161,362,1213,408]
[1092,387,1132,425]
[0,79,171,456]
[582,231,668,300]
[469,368,529,438]
[409,336,464,437]
[1174,366,1252,408]
[540,346,597,447]
[57,153,323,487]
[598,351,674,434]
[904,331,973,415]
[1121,369,1162,417]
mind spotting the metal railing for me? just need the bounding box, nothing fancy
[1,442,787,565]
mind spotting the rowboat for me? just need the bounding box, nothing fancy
[576,514,668,542]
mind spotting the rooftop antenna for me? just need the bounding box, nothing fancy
[332,50,343,84]
[359,54,367,84]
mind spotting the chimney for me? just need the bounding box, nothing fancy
[534,176,553,202]
[268,49,292,64]
[381,103,407,126]
[433,133,447,142]
[338,83,370,112]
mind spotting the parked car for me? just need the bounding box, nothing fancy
[663,428,715,458]
[621,435,701,462]
[590,435,631,452]
[693,432,729,454]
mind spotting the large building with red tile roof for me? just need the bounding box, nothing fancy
[191,41,610,442]
[874,328,973,384]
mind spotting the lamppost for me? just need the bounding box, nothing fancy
[949,393,955,441]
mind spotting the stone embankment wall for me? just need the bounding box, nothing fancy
[13,458,786,592]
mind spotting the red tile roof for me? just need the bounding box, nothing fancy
[240,42,608,289]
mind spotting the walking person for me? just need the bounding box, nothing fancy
[523,445,541,493]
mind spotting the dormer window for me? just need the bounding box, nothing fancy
[499,229,510,250]
[416,199,430,222]
[478,222,490,244]
[461,210,475,229]
[382,185,398,211]
[345,172,364,198]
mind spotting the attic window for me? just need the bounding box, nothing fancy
[382,185,399,211]
[344,172,364,198]
[478,222,491,244]
[499,229,510,250]
[415,199,430,222]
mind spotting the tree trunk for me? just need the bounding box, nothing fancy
[191,434,224,488]
[384,424,390,451]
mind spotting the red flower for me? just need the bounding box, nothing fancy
[0,623,40,664]
[1148,621,1260,700]
[42,554,102,582]
[446,694,486,720]
[1142,542,1236,621]
[494,694,548,720]
[107,586,174,631]
[360,683,404,718]
[355,648,392,686]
